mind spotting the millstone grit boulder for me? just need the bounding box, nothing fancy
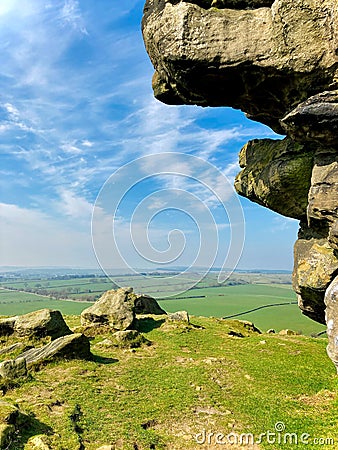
[134,294,166,315]
[17,333,91,367]
[81,287,166,331]
[10,309,72,340]
[81,288,136,330]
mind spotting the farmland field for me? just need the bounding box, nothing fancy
[0,289,89,316]
[0,271,326,335]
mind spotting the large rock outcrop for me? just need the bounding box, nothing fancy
[81,287,166,331]
[142,0,338,367]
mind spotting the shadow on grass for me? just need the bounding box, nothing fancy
[92,354,119,364]
[8,414,53,450]
[135,318,166,333]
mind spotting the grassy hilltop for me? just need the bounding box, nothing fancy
[1,314,337,450]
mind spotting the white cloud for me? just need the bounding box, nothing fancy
[0,203,97,267]
[60,0,88,35]
[57,189,94,220]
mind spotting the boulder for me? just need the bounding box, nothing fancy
[281,91,338,146]
[17,333,91,368]
[142,0,338,132]
[293,237,338,324]
[81,287,136,330]
[0,357,27,379]
[168,311,190,323]
[13,309,72,340]
[81,288,166,332]
[134,294,166,315]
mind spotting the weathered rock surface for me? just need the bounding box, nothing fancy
[142,0,338,368]
[293,237,338,324]
[325,276,338,373]
[281,91,338,146]
[134,294,167,315]
[0,309,72,340]
[235,138,313,220]
[143,0,338,133]
[113,330,151,348]
[168,311,190,323]
[0,342,25,356]
[17,333,91,367]
[14,309,72,340]
[0,317,17,337]
[0,357,27,379]
[81,287,166,331]
[81,288,136,330]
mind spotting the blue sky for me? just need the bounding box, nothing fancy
[0,0,298,271]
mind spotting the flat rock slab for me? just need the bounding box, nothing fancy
[18,333,91,367]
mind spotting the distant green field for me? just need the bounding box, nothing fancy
[159,284,325,336]
[0,283,325,336]
[0,289,91,316]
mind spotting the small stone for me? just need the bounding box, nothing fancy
[267,329,276,334]
[26,435,52,449]
[260,340,267,344]
[96,339,114,347]
[96,446,115,450]
[279,329,298,336]
[168,311,190,323]
[113,330,151,348]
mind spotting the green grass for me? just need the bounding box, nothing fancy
[159,284,325,335]
[1,315,337,450]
